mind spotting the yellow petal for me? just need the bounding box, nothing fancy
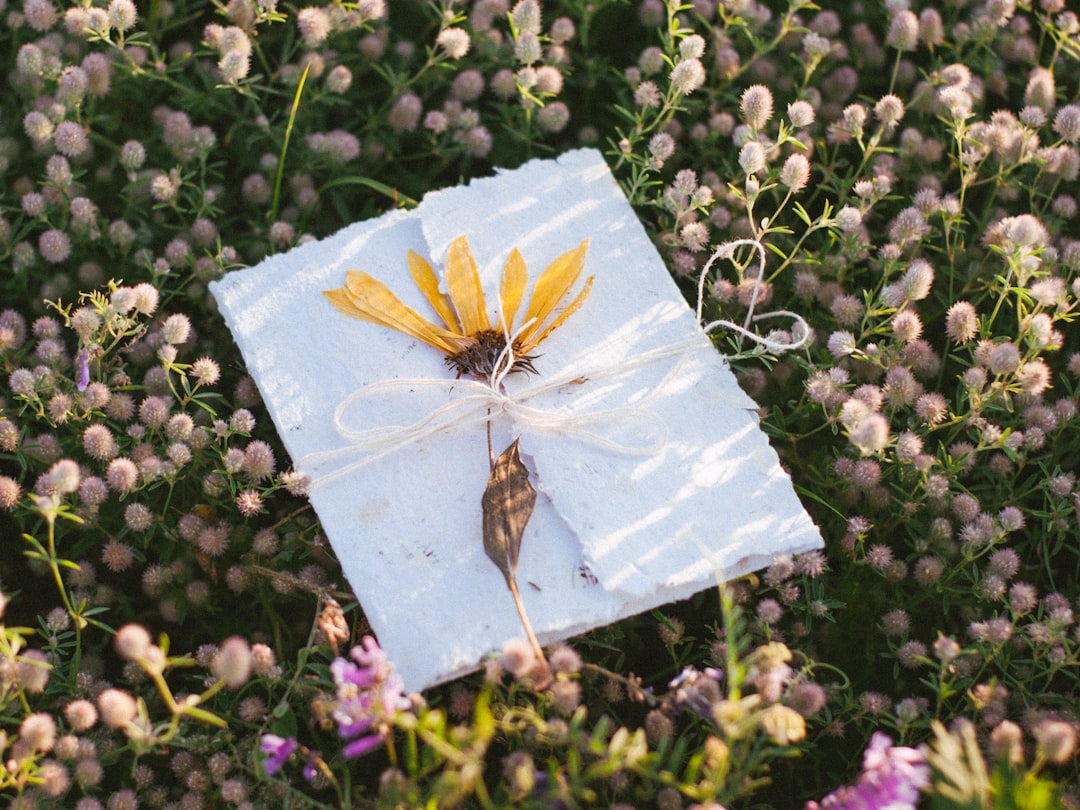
[497,248,527,336]
[408,250,458,332]
[519,239,590,346]
[445,235,491,336]
[518,275,594,354]
[325,272,470,356]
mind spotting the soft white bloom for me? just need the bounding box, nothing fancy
[436,27,470,59]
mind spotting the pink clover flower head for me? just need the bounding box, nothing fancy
[436,27,470,59]
[259,733,297,776]
[807,732,929,810]
[670,57,706,95]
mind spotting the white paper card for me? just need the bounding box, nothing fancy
[210,149,821,690]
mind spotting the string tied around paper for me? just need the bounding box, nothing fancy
[303,238,808,490]
[302,315,696,490]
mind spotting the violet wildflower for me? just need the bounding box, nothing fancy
[75,349,91,392]
[259,734,298,776]
[534,66,564,96]
[20,713,58,755]
[808,732,929,810]
[918,8,944,46]
[451,69,484,102]
[679,33,706,60]
[329,636,408,758]
[550,15,574,44]
[668,665,722,718]
[1025,66,1056,111]
[24,112,54,146]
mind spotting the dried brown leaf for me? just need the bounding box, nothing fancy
[481,438,536,585]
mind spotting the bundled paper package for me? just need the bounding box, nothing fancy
[210,149,821,689]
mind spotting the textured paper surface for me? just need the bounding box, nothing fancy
[210,149,821,689]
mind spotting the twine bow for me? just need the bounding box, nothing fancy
[303,239,808,489]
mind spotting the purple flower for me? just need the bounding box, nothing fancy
[328,636,409,759]
[302,755,319,782]
[259,734,297,776]
[350,634,393,679]
[75,349,90,392]
[807,732,929,810]
[668,666,723,719]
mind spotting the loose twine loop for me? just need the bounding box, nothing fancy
[303,239,810,489]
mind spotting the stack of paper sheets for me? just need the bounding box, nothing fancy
[210,149,821,689]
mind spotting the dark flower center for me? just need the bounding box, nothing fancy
[447,329,538,379]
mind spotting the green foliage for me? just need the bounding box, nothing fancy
[2,0,1080,806]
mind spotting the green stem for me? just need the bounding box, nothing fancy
[270,63,311,225]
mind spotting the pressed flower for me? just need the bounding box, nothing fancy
[325,235,592,379]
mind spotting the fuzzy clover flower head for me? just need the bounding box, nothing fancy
[325,235,593,379]
[436,27,470,59]
[740,84,774,130]
[670,57,706,95]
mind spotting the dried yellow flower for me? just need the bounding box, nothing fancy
[324,235,592,379]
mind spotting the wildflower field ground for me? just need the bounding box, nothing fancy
[1,0,1080,807]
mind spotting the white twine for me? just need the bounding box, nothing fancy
[302,238,809,489]
[696,238,810,354]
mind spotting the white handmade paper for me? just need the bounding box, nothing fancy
[211,149,822,690]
